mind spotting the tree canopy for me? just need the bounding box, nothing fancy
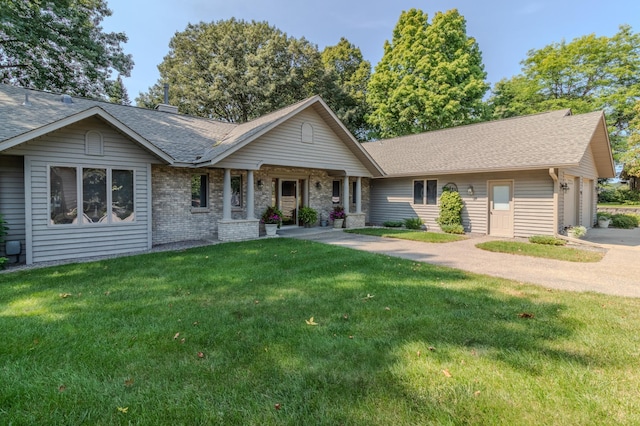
[489,25,640,158]
[137,19,328,124]
[366,8,489,138]
[0,0,133,98]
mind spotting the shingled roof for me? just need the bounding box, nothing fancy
[362,109,615,178]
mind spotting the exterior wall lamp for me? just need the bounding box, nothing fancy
[467,185,474,196]
[315,181,322,189]
[560,182,569,192]
[257,179,264,190]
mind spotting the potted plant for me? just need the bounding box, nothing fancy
[330,206,345,229]
[566,225,587,239]
[597,212,612,228]
[261,206,283,236]
[298,206,318,228]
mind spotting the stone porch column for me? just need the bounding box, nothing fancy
[356,176,362,213]
[223,168,231,220]
[247,170,255,219]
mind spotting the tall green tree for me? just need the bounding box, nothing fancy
[321,37,371,140]
[621,101,640,182]
[107,74,131,105]
[367,8,489,138]
[489,25,640,158]
[0,0,133,98]
[137,18,330,124]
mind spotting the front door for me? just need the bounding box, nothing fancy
[489,181,514,237]
[280,180,298,225]
[563,175,578,227]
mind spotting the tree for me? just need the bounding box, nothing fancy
[321,38,371,140]
[621,101,640,184]
[107,74,131,105]
[137,19,330,123]
[488,25,640,158]
[0,0,133,98]
[367,8,489,138]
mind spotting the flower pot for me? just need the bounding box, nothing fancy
[598,218,610,228]
[333,218,344,229]
[265,223,278,236]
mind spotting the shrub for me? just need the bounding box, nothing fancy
[439,224,465,234]
[598,187,640,204]
[611,214,639,229]
[437,190,464,233]
[330,206,345,220]
[298,206,318,225]
[383,220,404,228]
[596,212,613,220]
[567,226,587,238]
[403,217,424,230]
[261,206,283,225]
[529,235,567,246]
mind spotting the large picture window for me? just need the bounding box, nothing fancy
[413,179,437,205]
[231,175,242,209]
[191,174,208,208]
[50,166,135,225]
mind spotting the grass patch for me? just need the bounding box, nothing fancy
[476,240,604,262]
[1,239,638,424]
[346,228,466,243]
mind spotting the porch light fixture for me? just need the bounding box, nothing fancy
[257,179,264,190]
[467,185,474,196]
[315,181,322,189]
[560,182,569,192]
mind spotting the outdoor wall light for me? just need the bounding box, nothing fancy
[257,179,264,189]
[467,185,474,196]
[560,182,569,192]
[315,181,322,189]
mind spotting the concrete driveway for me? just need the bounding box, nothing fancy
[283,227,640,298]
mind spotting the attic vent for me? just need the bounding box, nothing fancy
[22,93,32,106]
[301,122,314,144]
[61,94,73,104]
[155,104,179,114]
[85,130,104,156]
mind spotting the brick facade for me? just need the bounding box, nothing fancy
[152,164,371,245]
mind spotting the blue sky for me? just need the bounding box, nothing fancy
[102,0,640,100]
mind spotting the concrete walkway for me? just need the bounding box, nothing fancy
[281,227,640,298]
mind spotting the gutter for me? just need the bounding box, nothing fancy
[548,168,560,236]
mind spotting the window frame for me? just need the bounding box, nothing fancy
[412,179,438,205]
[191,174,209,211]
[231,175,243,210]
[48,164,136,226]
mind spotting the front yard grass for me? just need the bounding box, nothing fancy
[1,239,637,425]
[346,227,466,243]
[476,240,605,263]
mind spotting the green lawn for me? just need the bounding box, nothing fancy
[346,227,466,243]
[476,240,605,262]
[1,239,638,425]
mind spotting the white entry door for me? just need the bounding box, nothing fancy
[563,176,578,227]
[582,179,593,227]
[489,181,514,237]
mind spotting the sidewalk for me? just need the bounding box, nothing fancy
[285,228,640,298]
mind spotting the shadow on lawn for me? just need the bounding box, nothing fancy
[0,238,615,423]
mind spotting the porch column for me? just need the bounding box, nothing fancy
[223,168,231,220]
[343,176,350,214]
[356,177,362,213]
[246,170,255,219]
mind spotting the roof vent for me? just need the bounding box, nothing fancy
[22,93,32,106]
[155,83,178,114]
[61,94,73,104]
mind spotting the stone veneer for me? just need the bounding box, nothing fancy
[218,219,260,241]
[152,164,371,245]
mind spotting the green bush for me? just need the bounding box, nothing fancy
[383,220,404,228]
[437,190,464,233]
[598,187,640,204]
[611,214,640,229]
[529,235,567,246]
[298,206,318,226]
[596,211,613,220]
[403,217,424,230]
[439,224,465,234]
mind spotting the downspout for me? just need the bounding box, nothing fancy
[549,168,559,236]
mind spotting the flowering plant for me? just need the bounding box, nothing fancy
[330,206,345,220]
[261,206,283,225]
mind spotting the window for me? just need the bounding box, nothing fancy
[191,174,208,208]
[231,175,242,209]
[352,181,357,204]
[413,179,437,204]
[332,180,341,204]
[50,166,135,225]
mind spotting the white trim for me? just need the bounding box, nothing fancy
[25,157,33,265]
[147,163,153,249]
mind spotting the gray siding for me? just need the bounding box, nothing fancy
[0,155,26,261]
[5,117,160,263]
[216,110,373,177]
[370,170,555,237]
[561,147,599,228]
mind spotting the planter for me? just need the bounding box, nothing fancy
[333,218,344,229]
[265,223,278,236]
[598,218,611,228]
